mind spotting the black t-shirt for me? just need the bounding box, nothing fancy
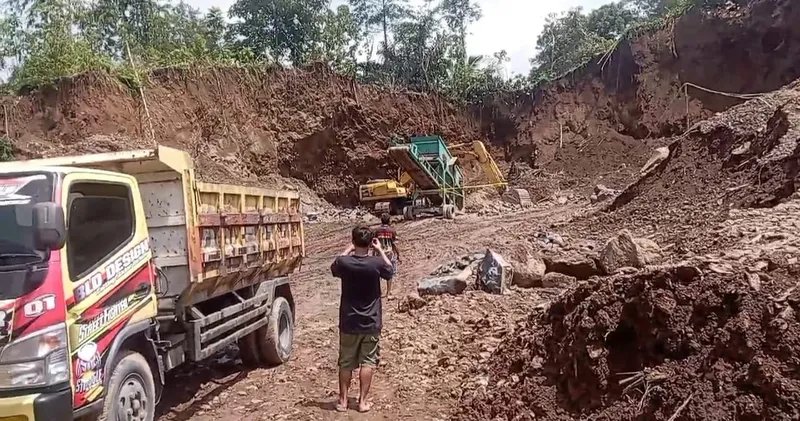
[331,254,394,334]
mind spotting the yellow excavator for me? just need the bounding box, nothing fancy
[360,140,520,215]
[358,170,414,215]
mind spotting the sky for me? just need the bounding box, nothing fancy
[188,0,610,76]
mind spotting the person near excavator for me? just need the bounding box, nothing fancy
[330,226,394,413]
[374,213,401,298]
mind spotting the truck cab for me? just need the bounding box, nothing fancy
[0,147,304,421]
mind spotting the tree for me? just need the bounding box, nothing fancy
[390,5,450,91]
[315,5,360,74]
[1,0,109,87]
[229,0,328,66]
[529,3,641,81]
[348,0,409,59]
[203,7,227,53]
[587,2,638,39]
[439,0,481,63]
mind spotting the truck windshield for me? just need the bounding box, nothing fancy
[0,173,55,266]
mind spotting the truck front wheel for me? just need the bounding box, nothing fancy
[99,351,156,421]
[255,297,294,366]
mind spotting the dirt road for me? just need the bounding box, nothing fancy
[153,204,577,421]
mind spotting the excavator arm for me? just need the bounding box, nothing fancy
[450,141,507,192]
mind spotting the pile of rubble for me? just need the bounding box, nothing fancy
[453,255,800,420]
[399,229,666,318]
[303,206,378,224]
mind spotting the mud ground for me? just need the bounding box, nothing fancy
[153,203,580,421]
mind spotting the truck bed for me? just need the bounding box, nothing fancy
[14,146,305,306]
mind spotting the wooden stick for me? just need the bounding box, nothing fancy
[667,393,694,421]
[559,123,563,148]
[2,104,8,137]
[126,40,155,146]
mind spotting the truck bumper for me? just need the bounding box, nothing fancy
[0,386,72,421]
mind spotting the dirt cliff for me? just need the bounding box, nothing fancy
[477,0,800,192]
[2,0,799,211]
[1,65,479,207]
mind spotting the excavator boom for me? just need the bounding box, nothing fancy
[451,141,507,191]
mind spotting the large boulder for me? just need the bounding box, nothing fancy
[599,230,663,274]
[512,255,547,288]
[477,249,514,294]
[418,267,472,296]
[543,251,603,280]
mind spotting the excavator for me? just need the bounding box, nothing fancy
[449,140,507,192]
[359,140,529,215]
[358,170,414,215]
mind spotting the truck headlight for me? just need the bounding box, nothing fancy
[0,323,69,388]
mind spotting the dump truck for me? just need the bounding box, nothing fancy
[0,146,304,421]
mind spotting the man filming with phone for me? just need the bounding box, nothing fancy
[330,226,393,413]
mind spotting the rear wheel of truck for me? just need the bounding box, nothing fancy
[99,351,156,421]
[255,297,294,365]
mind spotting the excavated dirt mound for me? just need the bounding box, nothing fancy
[454,263,800,421]
[1,65,481,206]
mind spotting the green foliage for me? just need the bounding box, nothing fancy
[0,136,13,161]
[0,0,722,105]
[229,0,329,66]
[313,5,360,75]
[527,0,709,81]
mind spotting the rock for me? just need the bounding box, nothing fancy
[732,141,751,156]
[599,230,663,274]
[590,184,619,203]
[635,237,662,264]
[746,272,761,291]
[398,293,427,312]
[543,251,603,280]
[502,188,533,207]
[477,249,514,294]
[542,272,576,288]
[535,231,566,248]
[418,267,472,296]
[512,256,547,288]
[640,146,670,175]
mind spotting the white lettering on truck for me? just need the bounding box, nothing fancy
[78,297,131,342]
[74,239,150,303]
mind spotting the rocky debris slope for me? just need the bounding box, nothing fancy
[454,258,800,421]
[572,78,800,255]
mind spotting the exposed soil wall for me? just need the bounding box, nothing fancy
[475,0,800,191]
[1,65,480,206]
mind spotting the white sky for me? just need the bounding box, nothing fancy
[188,0,610,76]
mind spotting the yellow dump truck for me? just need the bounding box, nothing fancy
[0,146,303,420]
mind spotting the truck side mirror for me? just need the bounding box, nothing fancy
[33,202,66,250]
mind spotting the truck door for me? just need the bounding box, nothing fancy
[59,173,157,411]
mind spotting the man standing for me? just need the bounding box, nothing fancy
[330,226,394,413]
[373,213,401,299]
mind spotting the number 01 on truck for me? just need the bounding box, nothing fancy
[0,146,304,421]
